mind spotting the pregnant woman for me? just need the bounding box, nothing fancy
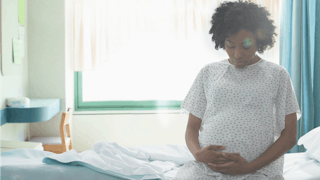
[172,0,301,180]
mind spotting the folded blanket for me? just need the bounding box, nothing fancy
[42,141,195,180]
[95,141,195,166]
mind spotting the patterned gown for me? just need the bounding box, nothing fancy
[173,59,301,180]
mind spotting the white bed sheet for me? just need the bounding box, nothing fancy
[1,142,193,180]
[283,152,320,180]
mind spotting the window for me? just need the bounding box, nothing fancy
[74,0,280,112]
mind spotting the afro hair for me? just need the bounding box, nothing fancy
[209,0,277,54]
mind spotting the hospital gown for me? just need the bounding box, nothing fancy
[173,59,302,180]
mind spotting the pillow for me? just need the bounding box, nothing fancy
[297,126,320,162]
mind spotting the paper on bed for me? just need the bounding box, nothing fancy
[95,141,195,166]
[42,149,166,180]
[42,141,194,180]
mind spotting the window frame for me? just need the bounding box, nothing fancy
[74,72,183,111]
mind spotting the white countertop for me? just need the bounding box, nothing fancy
[1,140,43,152]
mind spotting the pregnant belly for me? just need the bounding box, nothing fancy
[198,112,264,163]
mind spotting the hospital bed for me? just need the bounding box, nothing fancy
[1,145,320,180]
[2,125,320,180]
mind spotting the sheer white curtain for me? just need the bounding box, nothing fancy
[73,0,218,71]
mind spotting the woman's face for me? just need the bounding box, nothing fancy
[225,29,260,68]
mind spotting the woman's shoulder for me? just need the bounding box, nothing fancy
[261,59,289,76]
[202,59,229,72]
[194,59,229,84]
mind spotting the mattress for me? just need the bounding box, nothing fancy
[1,161,180,180]
[1,149,320,180]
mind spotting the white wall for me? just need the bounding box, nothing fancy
[0,0,29,141]
[73,114,188,151]
[27,0,66,139]
[65,0,74,120]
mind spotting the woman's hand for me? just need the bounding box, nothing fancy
[207,152,252,175]
[194,145,234,164]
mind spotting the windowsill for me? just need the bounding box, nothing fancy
[73,109,186,115]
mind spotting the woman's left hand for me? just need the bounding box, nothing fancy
[207,152,253,175]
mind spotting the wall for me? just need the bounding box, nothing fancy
[73,114,188,151]
[27,0,66,138]
[0,0,29,141]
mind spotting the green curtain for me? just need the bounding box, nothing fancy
[280,0,320,153]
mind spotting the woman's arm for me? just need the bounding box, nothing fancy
[185,113,202,159]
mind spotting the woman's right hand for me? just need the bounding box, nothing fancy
[194,145,238,164]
